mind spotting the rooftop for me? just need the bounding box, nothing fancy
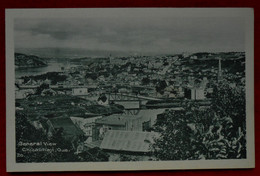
[95,114,142,126]
[100,130,158,153]
[48,117,84,138]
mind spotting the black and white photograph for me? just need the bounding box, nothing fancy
[6,8,254,171]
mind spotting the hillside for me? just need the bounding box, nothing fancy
[16,94,124,120]
[184,52,245,74]
[15,53,47,68]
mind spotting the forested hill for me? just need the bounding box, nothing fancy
[15,53,47,68]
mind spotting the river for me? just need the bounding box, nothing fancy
[15,61,69,78]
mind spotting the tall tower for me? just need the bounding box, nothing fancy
[109,54,114,68]
[109,54,112,64]
[218,57,222,82]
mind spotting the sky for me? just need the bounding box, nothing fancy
[14,11,245,55]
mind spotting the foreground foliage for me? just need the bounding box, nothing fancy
[152,81,246,160]
[16,112,109,162]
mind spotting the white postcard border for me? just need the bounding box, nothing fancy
[6,8,255,172]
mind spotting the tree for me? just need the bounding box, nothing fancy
[120,154,138,161]
[211,82,246,133]
[142,77,150,85]
[16,112,78,162]
[85,72,98,80]
[152,80,246,160]
[98,94,108,103]
[163,61,169,66]
[78,147,109,162]
[35,83,49,95]
[152,103,212,160]
[156,80,167,94]
[16,112,48,162]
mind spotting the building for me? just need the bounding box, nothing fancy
[15,78,24,85]
[72,87,88,96]
[97,95,109,105]
[46,117,85,141]
[191,88,205,100]
[100,130,157,152]
[15,89,35,99]
[70,115,102,142]
[94,114,143,141]
[100,130,158,161]
[185,88,206,100]
[112,100,140,109]
[218,57,223,82]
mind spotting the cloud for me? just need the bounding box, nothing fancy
[14,16,245,53]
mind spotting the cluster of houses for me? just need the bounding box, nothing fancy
[15,52,245,161]
[25,112,159,161]
[17,51,246,103]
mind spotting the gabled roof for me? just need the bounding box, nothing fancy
[48,117,84,138]
[95,114,141,126]
[100,130,158,153]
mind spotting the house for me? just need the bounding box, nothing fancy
[129,80,141,86]
[191,88,205,100]
[118,88,130,93]
[41,88,57,96]
[94,114,143,141]
[15,78,24,85]
[112,100,140,109]
[98,75,105,82]
[46,117,85,141]
[148,61,163,69]
[185,88,206,100]
[15,89,35,99]
[70,115,103,142]
[44,78,52,85]
[30,120,45,131]
[25,79,38,85]
[97,94,109,105]
[72,87,88,96]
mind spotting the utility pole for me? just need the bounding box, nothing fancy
[218,57,222,82]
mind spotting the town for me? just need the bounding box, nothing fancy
[15,51,246,162]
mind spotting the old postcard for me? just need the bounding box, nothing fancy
[6,8,254,172]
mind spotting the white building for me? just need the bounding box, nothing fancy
[72,87,88,96]
[191,88,205,100]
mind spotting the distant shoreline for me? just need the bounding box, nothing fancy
[15,65,48,69]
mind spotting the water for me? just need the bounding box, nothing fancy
[15,61,67,78]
